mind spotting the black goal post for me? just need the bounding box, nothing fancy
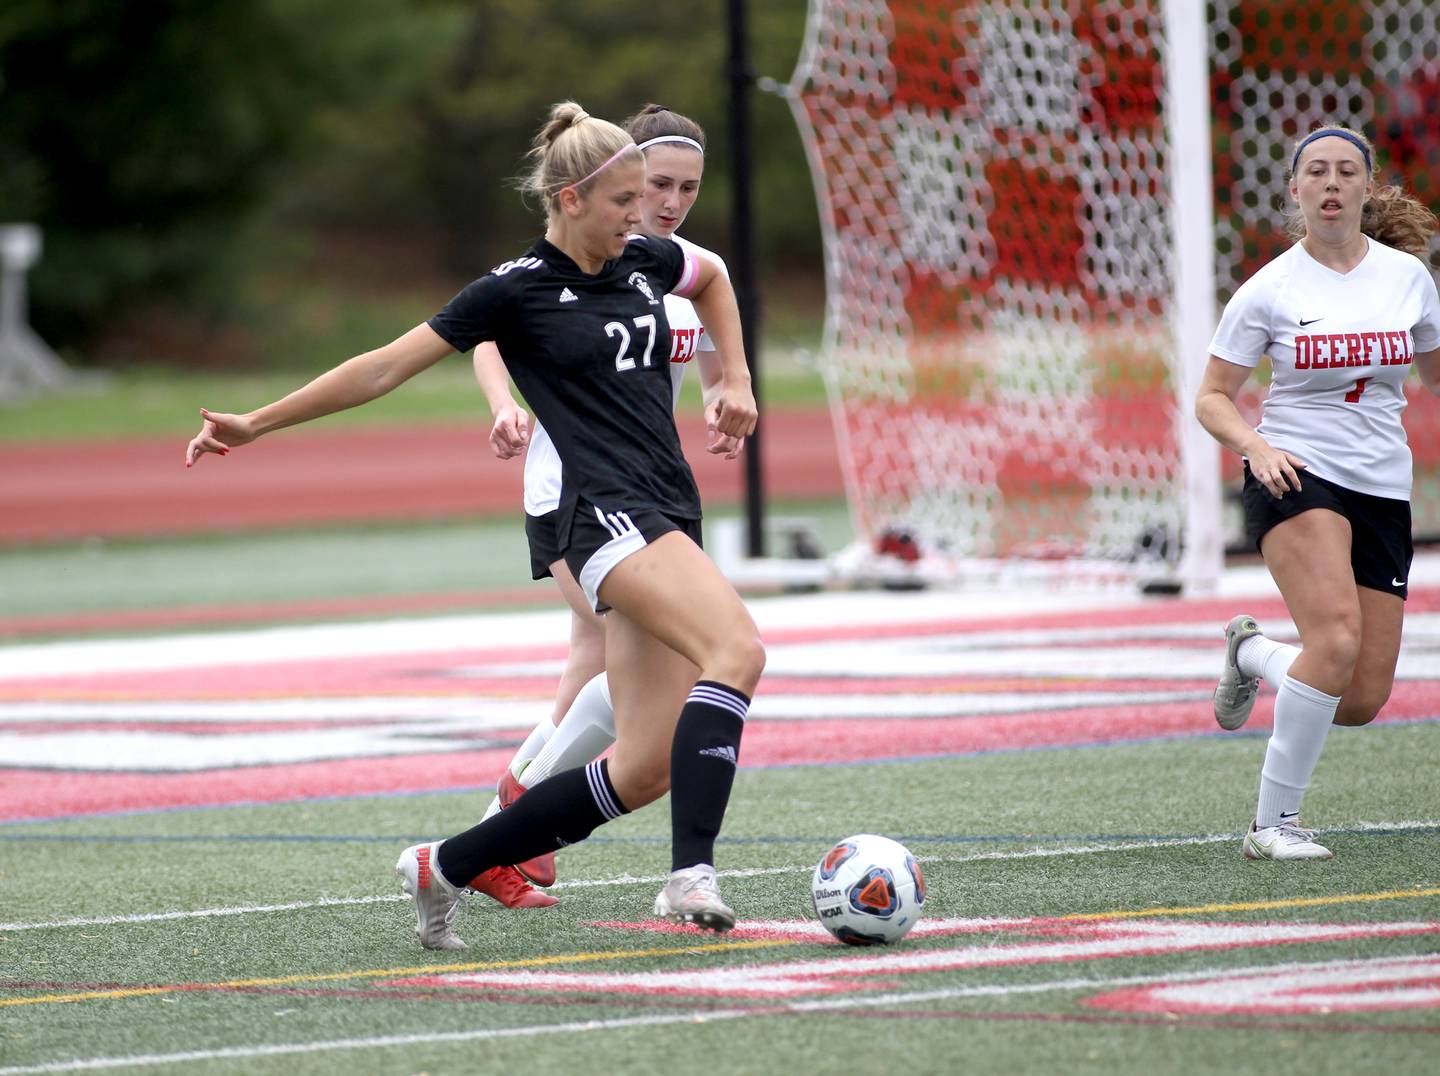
[727,0,766,558]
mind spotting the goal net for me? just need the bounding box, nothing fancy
[783,0,1440,588]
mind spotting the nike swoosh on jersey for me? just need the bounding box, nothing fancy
[1299,317,1324,326]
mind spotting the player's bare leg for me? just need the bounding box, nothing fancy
[1242,509,1358,859]
[599,533,764,929]
[1333,585,1404,726]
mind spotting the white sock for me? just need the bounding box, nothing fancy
[1255,675,1340,827]
[1236,634,1300,689]
[510,718,556,779]
[480,717,556,822]
[521,673,617,788]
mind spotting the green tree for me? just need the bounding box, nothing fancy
[0,1,821,360]
[278,0,819,276]
[0,0,455,347]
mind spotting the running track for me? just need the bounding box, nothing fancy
[0,407,844,545]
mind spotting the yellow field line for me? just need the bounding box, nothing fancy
[1059,886,1440,921]
[0,937,793,1009]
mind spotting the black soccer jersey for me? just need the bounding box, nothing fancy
[428,235,702,527]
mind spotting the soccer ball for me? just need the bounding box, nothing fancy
[811,834,925,945]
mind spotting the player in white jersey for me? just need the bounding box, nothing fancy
[1196,124,1440,861]
[467,106,743,906]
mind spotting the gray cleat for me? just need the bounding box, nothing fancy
[1213,614,1263,730]
[653,865,736,932]
[1243,819,1333,860]
[395,841,467,950]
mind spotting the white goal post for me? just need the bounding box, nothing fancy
[766,0,1440,593]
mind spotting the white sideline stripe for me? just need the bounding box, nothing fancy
[3,819,1435,934]
[0,895,404,933]
[0,1012,759,1075]
[0,954,1422,1075]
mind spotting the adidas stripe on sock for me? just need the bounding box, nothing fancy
[670,680,750,871]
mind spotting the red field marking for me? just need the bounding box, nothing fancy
[0,407,844,545]
[17,584,1437,705]
[392,919,1440,1000]
[838,1009,1440,1034]
[0,645,568,701]
[1086,956,1440,1015]
[4,594,1435,821]
[0,719,403,735]
[759,596,1298,643]
[0,748,516,822]
[6,684,1438,823]
[0,657,1217,704]
[0,582,1298,647]
[7,583,1433,650]
[0,587,563,641]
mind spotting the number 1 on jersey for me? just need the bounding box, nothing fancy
[607,314,658,371]
[1344,377,1372,403]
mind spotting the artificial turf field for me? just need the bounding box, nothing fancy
[1,573,1437,1074]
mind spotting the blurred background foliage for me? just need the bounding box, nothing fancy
[0,0,820,369]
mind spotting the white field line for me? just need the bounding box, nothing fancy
[0,1011,761,1075]
[3,819,1436,934]
[0,894,406,933]
[0,954,1424,1076]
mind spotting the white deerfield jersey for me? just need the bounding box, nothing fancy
[1208,238,1440,499]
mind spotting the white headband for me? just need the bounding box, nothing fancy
[637,135,704,155]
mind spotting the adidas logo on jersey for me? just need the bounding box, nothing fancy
[559,287,579,303]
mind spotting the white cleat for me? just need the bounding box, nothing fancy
[1242,819,1333,861]
[1214,614,1263,731]
[395,841,467,949]
[653,864,736,932]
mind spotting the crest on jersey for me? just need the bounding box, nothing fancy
[628,272,659,305]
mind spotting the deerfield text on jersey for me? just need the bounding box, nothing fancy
[1294,330,1414,369]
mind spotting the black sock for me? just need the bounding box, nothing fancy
[669,680,749,871]
[436,758,629,886]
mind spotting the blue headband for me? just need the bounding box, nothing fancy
[1291,129,1372,174]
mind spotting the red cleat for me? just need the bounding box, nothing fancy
[468,865,559,909]
[497,768,527,808]
[498,771,558,887]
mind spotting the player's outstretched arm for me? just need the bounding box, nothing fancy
[1416,347,1440,398]
[684,259,756,441]
[185,323,454,468]
[1194,354,1306,497]
[473,342,529,460]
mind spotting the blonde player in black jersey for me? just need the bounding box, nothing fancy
[186,102,763,948]
[464,106,739,908]
[1197,124,1440,860]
